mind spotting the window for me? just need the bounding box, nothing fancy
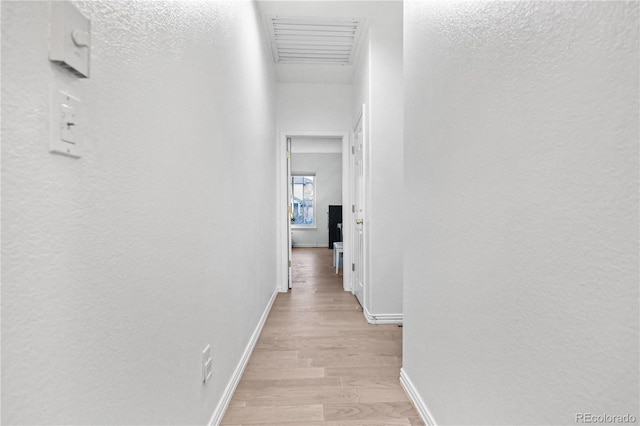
[291,175,315,227]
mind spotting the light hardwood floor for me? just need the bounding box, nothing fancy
[221,248,424,426]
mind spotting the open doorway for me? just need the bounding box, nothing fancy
[290,137,341,248]
[277,132,350,293]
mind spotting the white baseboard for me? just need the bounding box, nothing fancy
[399,368,437,426]
[292,243,329,248]
[208,288,278,426]
[363,306,403,324]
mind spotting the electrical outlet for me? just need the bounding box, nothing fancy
[202,345,213,384]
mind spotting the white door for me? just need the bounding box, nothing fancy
[287,137,292,289]
[353,111,365,306]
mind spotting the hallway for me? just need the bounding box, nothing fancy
[2,1,637,424]
[221,248,422,425]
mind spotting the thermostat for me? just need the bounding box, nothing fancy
[49,1,91,78]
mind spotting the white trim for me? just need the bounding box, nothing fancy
[399,368,438,426]
[341,131,352,292]
[291,243,328,248]
[277,132,289,293]
[208,289,278,426]
[362,306,402,325]
[277,131,350,294]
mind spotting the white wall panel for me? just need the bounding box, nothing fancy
[403,2,639,424]
[351,1,403,320]
[1,1,277,424]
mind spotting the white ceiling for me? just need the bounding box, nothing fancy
[256,0,395,84]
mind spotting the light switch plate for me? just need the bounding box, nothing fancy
[50,89,81,158]
[60,104,76,143]
[49,1,91,78]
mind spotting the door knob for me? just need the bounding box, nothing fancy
[356,219,363,225]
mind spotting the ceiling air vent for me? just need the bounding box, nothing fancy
[266,16,363,65]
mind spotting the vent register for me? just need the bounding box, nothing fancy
[266,16,363,65]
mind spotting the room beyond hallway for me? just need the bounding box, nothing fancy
[221,248,423,425]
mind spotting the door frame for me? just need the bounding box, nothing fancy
[277,130,351,293]
[351,106,368,308]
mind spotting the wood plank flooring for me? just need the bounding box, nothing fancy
[221,248,423,426]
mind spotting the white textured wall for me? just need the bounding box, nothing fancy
[291,137,342,154]
[368,2,403,316]
[277,83,353,132]
[352,1,403,318]
[291,153,342,248]
[352,31,370,121]
[1,1,276,424]
[403,2,639,425]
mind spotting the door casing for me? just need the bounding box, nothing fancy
[277,131,351,293]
